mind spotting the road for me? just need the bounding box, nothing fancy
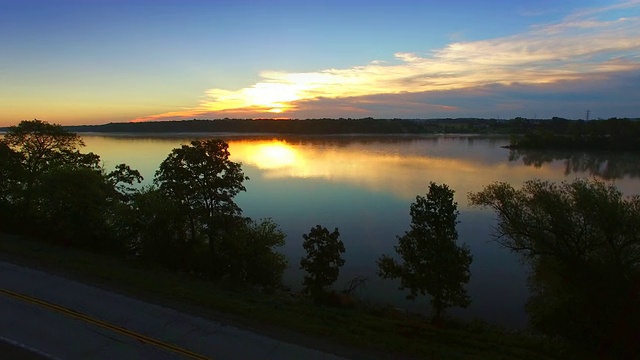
[0,336,50,360]
[0,261,347,360]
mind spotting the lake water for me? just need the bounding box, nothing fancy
[81,134,640,328]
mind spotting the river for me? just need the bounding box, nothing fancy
[81,133,640,328]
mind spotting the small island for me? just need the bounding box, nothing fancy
[504,117,640,151]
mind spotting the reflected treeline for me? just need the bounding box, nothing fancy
[509,149,640,180]
[78,132,507,145]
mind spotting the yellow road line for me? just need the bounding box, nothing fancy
[0,288,212,360]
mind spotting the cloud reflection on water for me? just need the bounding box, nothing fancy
[228,137,563,204]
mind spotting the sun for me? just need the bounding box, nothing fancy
[244,83,301,113]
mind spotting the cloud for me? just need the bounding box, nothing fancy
[133,1,640,122]
[296,71,640,119]
[566,0,640,20]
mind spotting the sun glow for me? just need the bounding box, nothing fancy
[232,140,299,170]
[243,83,300,112]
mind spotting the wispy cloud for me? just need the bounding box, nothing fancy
[566,0,640,20]
[133,1,640,122]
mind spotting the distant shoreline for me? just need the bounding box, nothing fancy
[4,117,639,152]
[60,118,519,136]
[74,131,510,139]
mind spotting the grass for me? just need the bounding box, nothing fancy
[0,233,566,359]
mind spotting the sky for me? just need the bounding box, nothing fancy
[1,0,639,126]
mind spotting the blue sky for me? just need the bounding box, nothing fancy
[1,0,639,126]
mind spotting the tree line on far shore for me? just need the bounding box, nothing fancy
[1,120,639,358]
[41,116,640,145]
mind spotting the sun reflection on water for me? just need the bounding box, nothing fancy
[81,136,640,208]
[227,138,542,203]
[235,140,299,169]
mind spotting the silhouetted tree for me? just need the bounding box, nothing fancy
[378,182,472,320]
[154,139,248,273]
[0,141,22,187]
[1,120,142,251]
[106,163,143,203]
[219,217,288,288]
[2,119,90,173]
[125,186,202,271]
[36,166,115,250]
[0,142,23,230]
[300,225,345,300]
[2,119,100,220]
[469,179,640,357]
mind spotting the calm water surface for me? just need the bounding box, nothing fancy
[82,134,640,328]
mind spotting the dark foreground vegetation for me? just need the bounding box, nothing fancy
[2,119,639,358]
[470,180,640,358]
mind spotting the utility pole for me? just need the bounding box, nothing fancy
[586,109,590,121]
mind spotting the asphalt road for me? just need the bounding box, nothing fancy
[0,337,51,360]
[0,261,347,360]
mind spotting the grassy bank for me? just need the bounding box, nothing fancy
[0,233,567,359]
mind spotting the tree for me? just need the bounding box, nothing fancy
[0,142,23,230]
[154,139,249,270]
[300,225,345,300]
[124,186,202,271]
[378,182,472,320]
[1,120,142,251]
[0,141,22,189]
[2,119,100,218]
[469,179,640,357]
[2,119,89,174]
[219,217,288,288]
[36,166,114,250]
[106,163,143,203]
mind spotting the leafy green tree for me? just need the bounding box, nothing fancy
[378,182,472,320]
[469,179,640,357]
[300,225,345,299]
[154,139,249,270]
